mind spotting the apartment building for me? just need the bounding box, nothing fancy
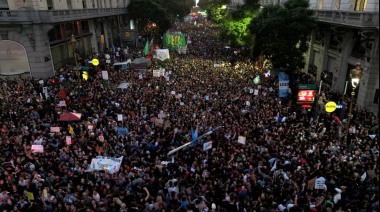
[258,0,379,112]
[0,0,133,79]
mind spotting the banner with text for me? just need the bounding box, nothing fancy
[278,72,290,98]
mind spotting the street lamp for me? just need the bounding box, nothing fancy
[344,62,362,145]
[71,35,80,81]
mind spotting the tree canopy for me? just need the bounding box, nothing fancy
[198,0,231,22]
[248,0,316,70]
[219,0,260,46]
[128,0,194,37]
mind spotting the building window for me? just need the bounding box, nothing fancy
[319,0,324,9]
[48,24,63,42]
[374,89,379,104]
[335,0,341,9]
[81,21,90,33]
[354,0,367,11]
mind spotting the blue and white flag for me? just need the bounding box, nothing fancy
[278,72,289,97]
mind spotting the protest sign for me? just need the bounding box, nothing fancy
[39,80,44,84]
[250,89,253,94]
[155,118,164,125]
[308,177,316,189]
[246,101,250,106]
[66,136,71,145]
[50,127,60,132]
[88,125,93,130]
[153,70,161,77]
[238,136,246,145]
[88,156,124,174]
[203,141,212,151]
[169,71,172,75]
[118,114,123,121]
[43,87,48,94]
[59,101,66,107]
[99,136,104,142]
[214,64,221,67]
[158,113,167,119]
[102,71,109,80]
[171,91,176,95]
[269,87,273,92]
[254,90,259,96]
[32,145,44,153]
[117,128,128,135]
[180,102,184,105]
[139,75,143,80]
[159,69,165,77]
[315,177,327,189]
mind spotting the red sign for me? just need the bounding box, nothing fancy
[302,105,312,108]
[298,90,315,102]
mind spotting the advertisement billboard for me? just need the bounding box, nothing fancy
[0,40,30,76]
[297,90,315,102]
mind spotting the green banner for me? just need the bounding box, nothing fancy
[163,33,186,50]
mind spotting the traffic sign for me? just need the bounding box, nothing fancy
[125,32,130,37]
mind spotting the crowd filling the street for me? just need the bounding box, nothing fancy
[0,20,379,212]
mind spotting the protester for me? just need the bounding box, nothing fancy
[0,20,378,212]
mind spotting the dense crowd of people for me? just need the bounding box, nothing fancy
[0,19,378,212]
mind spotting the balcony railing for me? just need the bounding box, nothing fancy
[0,8,127,24]
[313,10,379,28]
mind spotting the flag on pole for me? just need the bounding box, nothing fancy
[147,49,152,61]
[144,41,149,56]
[69,125,74,135]
[361,172,367,181]
[271,161,277,172]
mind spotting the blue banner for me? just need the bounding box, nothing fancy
[278,72,289,98]
[117,128,128,135]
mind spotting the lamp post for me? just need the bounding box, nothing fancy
[344,62,362,145]
[71,35,80,81]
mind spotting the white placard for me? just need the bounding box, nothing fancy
[59,101,66,107]
[254,90,259,96]
[106,60,111,63]
[180,102,184,105]
[43,87,48,94]
[39,80,44,84]
[214,64,221,67]
[258,85,262,89]
[102,71,109,80]
[166,77,170,81]
[88,125,93,130]
[118,114,123,121]
[139,75,143,79]
[315,177,327,190]
[153,70,161,77]
[269,87,273,92]
[105,54,110,59]
[32,145,44,153]
[246,101,250,106]
[66,136,72,145]
[238,136,246,145]
[169,71,172,75]
[178,94,182,98]
[171,91,176,95]
[250,89,253,94]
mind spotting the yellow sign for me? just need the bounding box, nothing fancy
[125,32,130,37]
[92,59,99,66]
[325,101,337,113]
[82,71,88,81]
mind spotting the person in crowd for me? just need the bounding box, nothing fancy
[0,19,378,212]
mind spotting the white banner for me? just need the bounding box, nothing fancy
[156,49,170,61]
[153,69,161,77]
[88,156,123,174]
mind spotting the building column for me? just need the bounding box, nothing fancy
[357,32,379,108]
[335,30,357,93]
[321,29,332,75]
[88,19,99,53]
[305,29,317,72]
[103,21,110,50]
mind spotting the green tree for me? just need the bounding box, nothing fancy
[219,0,260,46]
[198,0,231,22]
[127,0,171,37]
[248,0,316,70]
